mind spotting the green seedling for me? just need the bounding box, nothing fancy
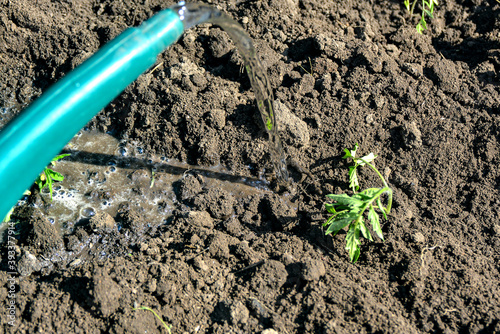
[133,306,172,333]
[35,154,70,201]
[404,0,438,34]
[323,144,392,263]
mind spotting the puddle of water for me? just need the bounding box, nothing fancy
[37,131,271,234]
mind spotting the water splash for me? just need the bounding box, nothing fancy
[172,2,290,182]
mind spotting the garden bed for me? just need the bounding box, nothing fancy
[1,0,499,333]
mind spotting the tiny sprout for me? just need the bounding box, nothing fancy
[35,154,70,201]
[404,0,439,34]
[133,306,172,333]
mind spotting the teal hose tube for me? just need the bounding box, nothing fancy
[0,9,184,220]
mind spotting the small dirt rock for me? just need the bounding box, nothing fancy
[193,257,210,271]
[275,100,310,147]
[208,28,234,58]
[430,59,463,93]
[89,211,117,234]
[229,300,250,326]
[209,232,230,260]
[250,260,288,299]
[402,122,423,149]
[300,257,326,281]
[195,188,235,219]
[17,250,42,277]
[176,173,203,201]
[413,232,426,243]
[90,268,122,317]
[186,210,214,229]
[208,108,226,129]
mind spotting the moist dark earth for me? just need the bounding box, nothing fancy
[1,0,500,333]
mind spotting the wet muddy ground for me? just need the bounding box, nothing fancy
[1,0,500,333]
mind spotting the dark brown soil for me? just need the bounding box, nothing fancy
[1,0,500,333]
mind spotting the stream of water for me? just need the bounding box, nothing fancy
[173,2,290,183]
